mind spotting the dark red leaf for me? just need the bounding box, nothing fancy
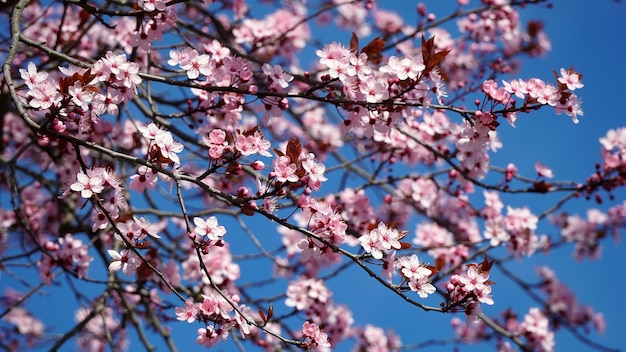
[286,137,302,163]
[267,303,273,321]
[361,37,385,64]
[350,32,359,53]
[399,241,412,250]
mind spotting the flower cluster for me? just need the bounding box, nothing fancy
[38,234,93,285]
[181,242,240,286]
[504,206,545,257]
[535,267,605,333]
[358,222,403,260]
[134,122,184,167]
[352,324,402,352]
[284,277,355,347]
[269,142,328,192]
[314,39,448,140]
[1,290,44,343]
[490,67,584,125]
[447,259,494,317]
[519,308,555,352]
[20,51,142,132]
[75,306,128,352]
[175,291,253,348]
[233,8,310,60]
[285,278,331,311]
[395,254,436,298]
[300,321,331,350]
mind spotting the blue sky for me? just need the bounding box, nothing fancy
[3,1,626,351]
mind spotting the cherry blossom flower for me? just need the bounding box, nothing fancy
[395,254,431,281]
[175,299,198,323]
[381,55,424,81]
[193,216,226,240]
[410,178,439,209]
[520,308,555,352]
[285,278,330,311]
[2,307,44,338]
[555,93,583,124]
[107,249,140,275]
[27,83,62,109]
[196,326,218,348]
[154,131,184,164]
[301,153,327,190]
[409,277,437,298]
[20,62,48,89]
[359,222,402,259]
[262,63,294,89]
[139,0,167,12]
[557,67,584,91]
[235,130,272,157]
[272,155,299,183]
[68,83,94,111]
[301,321,331,349]
[502,78,528,99]
[129,166,159,193]
[70,170,105,198]
[203,129,230,159]
[458,265,489,292]
[535,162,554,178]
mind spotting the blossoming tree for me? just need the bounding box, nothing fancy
[0,0,623,351]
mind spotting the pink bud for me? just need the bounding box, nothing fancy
[417,3,427,16]
[38,136,50,147]
[44,241,57,251]
[238,187,250,197]
[251,160,265,170]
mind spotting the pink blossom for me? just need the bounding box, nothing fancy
[196,326,218,348]
[272,155,299,183]
[154,131,184,164]
[129,166,159,193]
[285,278,330,311]
[520,308,555,352]
[203,129,230,159]
[193,216,226,240]
[175,299,198,323]
[381,55,424,81]
[68,83,94,111]
[235,130,271,157]
[410,178,439,209]
[359,222,402,259]
[395,254,431,281]
[168,47,194,68]
[458,265,489,292]
[20,62,48,89]
[70,170,105,198]
[301,153,327,190]
[27,83,62,109]
[502,78,528,99]
[557,67,583,91]
[139,0,167,12]
[535,162,554,178]
[536,84,560,106]
[555,93,583,124]
[2,307,44,338]
[107,249,140,275]
[408,277,436,298]
[262,63,293,89]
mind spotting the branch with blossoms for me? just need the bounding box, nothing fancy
[1,0,624,351]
